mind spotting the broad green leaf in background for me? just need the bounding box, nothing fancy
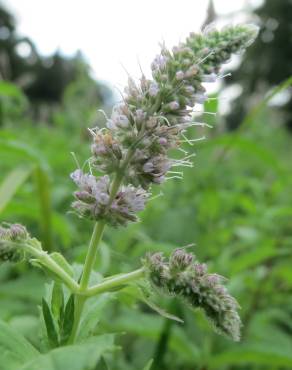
[208,346,292,368]
[19,334,116,370]
[34,166,53,251]
[0,81,28,125]
[241,76,292,128]
[78,293,112,341]
[0,166,33,214]
[214,75,292,164]
[142,359,153,370]
[0,137,53,251]
[0,320,39,370]
[0,272,45,302]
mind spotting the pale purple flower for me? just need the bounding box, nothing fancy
[184,85,195,95]
[185,65,198,78]
[149,82,160,97]
[175,71,185,80]
[194,93,208,104]
[169,101,180,111]
[151,55,168,71]
[202,73,217,82]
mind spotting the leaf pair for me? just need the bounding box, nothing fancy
[42,283,75,348]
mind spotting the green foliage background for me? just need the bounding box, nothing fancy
[0,73,292,370]
[0,1,292,366]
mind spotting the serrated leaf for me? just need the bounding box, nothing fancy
[60,294,75,345]
[0,320,39,370]
[42,298,59,348]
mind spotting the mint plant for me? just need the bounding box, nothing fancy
[0,24,258,355]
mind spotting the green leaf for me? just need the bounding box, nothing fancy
[0,272,45,302]
[208,346,292,368]
[0,81,26,99]
[142,359,153,370]
[42,298,59,348]
[19,334,116,370]
[60,294,75,345]
[78,294,112,341]
[142,297,184,324]
[230,243,277,274]
[34,166,53,252]
[124,284,183,323]
[51,282,64,325]
[0,166,32,214]
[0,137,43,163]
[241,76,292,128]
[0,320,39,370]
[112,309,199,362]
[50,252,74,277]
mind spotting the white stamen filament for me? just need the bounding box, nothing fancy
[97,109,109,121]
[196,50,215,65]
[70,152,81,169]
[149,191,164,201]
[217,72,232,80]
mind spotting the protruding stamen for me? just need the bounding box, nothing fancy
[70,152,81,169]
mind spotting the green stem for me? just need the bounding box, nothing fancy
[80,221,106,290]
[68,295,86,344]
[69,221,105,344]
[85,268,145,297]
[69,165,128,344]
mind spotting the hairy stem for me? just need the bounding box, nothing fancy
[85,268,145,296]
[69,153,134,343]
[69,221,105,344]
[80,221,106,290]
[68,295,86,344]
[24,245,79,292]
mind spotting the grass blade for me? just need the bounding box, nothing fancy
[34,165,53,251]
[0,166,32,214]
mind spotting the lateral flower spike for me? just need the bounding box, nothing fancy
[143,249,242,341]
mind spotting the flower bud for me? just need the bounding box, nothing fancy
[149,82,160,97]
[202,73,217,83]
[185,65,198,78]
[175,71,185,80]
[0,224,29,263]
[169,248,193,271]
[194,93,208,104]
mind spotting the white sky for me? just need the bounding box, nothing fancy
[3,0,260,89]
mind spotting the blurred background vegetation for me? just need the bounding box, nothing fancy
[0,0,292,369]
